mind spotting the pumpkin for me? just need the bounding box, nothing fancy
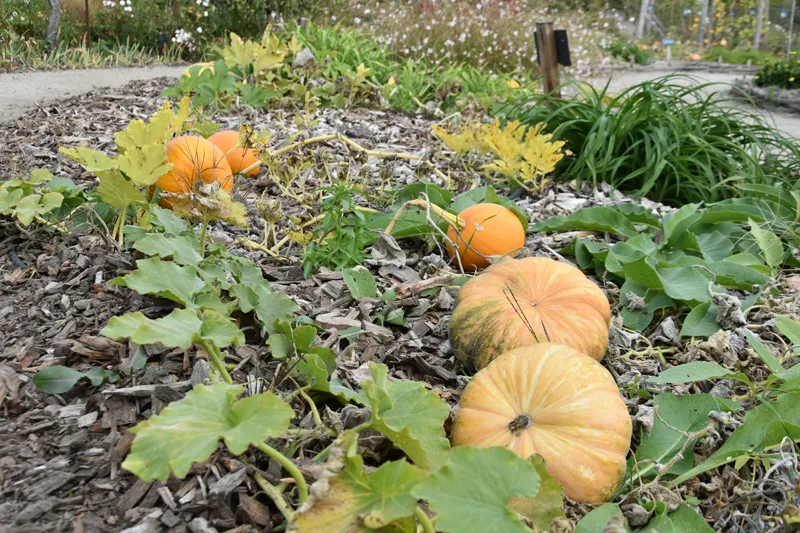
[449,257,610,371]
[208,130,261,177]
[153,135,233,208]
[451,343,632,503]
[446,203,525,271]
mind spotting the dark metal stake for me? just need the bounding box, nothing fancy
[84,0,91,46]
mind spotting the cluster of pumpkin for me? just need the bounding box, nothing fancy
[152,132,260,207]
[445,209,632,504]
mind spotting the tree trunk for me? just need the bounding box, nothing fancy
[46,0,62,53]
[754,0,765,48]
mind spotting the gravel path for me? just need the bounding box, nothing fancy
[1,64,798,138]
[0,65,185,122]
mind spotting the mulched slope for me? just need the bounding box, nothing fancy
[0,78,797,533]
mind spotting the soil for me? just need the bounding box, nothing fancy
[0,76,799,533]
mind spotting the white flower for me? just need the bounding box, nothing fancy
[354,17,361,24]
[197,27,203,33]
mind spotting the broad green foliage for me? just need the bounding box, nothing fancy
[639,504,715,532]
[292,442,426,532]
[164,23,540,115]
[627,394,741,485]
[755,54,800,90]
[102,309,245,350]
[122,382,293,481]
[506,455,567,530]
[33,365,118,394]
[495,76,800,205]
[359,363,450,471]
[0,169,92,228]
[412,447,542,533]
[533,199,790,332]
[574,503,631,533]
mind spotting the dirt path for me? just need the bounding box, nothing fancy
[0,65,185,122]
[585,67,800,138]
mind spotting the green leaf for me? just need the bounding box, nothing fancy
[574,503,630,533]
[96,170,148,210]
[530,206,639,238]
[292,451,425,532]
[749,219,783,269]
[134,234,202,266]
[60,146,117,173]
[102,309,202,349]
[506,455,565,530]
[776,316,800,349]
[628,393,740,484]
[657,266,712,303]
[620,279,674,331]
[680,291,760,338]
[343,267,378,299]
[640,504,714,532]
[33,366,87,394]
[250,284,301,335]
[663,203,700,246]
[696,231,734,262]
[122,382,293,481]
[395,180,452,208]
[83,366,120,386]
[293,325,318,354]
[360,363,450,470]
[743,330,784,375]
[650,362,751,386]
[148,205,190,235]
[111,258,207,307]
[199,311,246,347]
[294,347,358,402]
[711,261,770,291]
[412,447,541,533]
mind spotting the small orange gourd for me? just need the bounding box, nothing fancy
[449,256,610,371]
[153,135,233,208]
[208,130,261,177]
[446,203,525,271]
[451,343,632,504]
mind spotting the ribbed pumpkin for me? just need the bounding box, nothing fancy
[446,203,525,271]
[208,130,261,177]
[153,136,233,208]
[451,343,632,504]
[449,257,610,371]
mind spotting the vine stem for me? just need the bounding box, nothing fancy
[415,506,435,533]
[256,441,309,507]
[384,197,466,235]
[199,210,209,259]
[253,472,295,522]
[198,340,233,385]
[242,133,450,184]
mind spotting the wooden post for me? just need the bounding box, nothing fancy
[754,0,765,48]
[788,0,797,55]
[84,0,91,46]
[697,0,709,45]
[637,0,648,38]
[535,22,560,97]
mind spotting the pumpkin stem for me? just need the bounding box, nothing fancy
[508,414,533,434]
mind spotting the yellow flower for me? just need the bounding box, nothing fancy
[506,80,521,89]
[790,77,796,82]
[386,75,396,86]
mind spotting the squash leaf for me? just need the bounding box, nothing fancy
[110,258,207,307]
[359,363,450,470]
[412,446,542,533]
[291,452,425,532]
[122,382,292,481]
[102,308,244,349]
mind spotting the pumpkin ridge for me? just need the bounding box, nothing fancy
[530,425,631,457]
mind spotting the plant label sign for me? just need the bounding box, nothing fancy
[663,37,676,47]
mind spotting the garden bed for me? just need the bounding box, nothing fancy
[731,78,800,113]
[2,75,800,533]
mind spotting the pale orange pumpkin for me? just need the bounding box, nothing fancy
[153,135,233,208]
[446,203,525,271]
[449,256,610,371]
[208,130,261,177]
[451,343,632,504]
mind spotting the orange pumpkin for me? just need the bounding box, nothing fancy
[153,135,233,208]
[449,257,610,371]
[446,203,525,271]
[208,130,261,177]
[451,343,632,504]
